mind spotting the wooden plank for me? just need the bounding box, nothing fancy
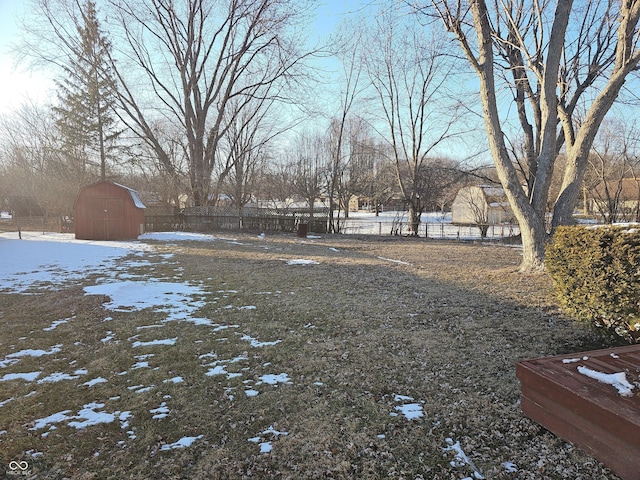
[520,394,638,480]
[516,344,640,480]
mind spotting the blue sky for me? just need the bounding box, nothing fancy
[0,0,356,117]
[0,0,57,114]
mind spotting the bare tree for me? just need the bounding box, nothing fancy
[585,118,640,223]
[325,27,365,233]
[430,0,640,271]
[336,117,378,219]
[292,131,326,228]
[218,95,279,220]
[109,0,315,207]
[132,121,190,209]
[363,7,466,235]
[26,0,315,207]
[257,161,297,209]
[0,104,71,216]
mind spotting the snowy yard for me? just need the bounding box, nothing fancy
[339,211,520,240]
[0,231,619,478]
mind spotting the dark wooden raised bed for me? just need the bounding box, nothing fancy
[516,344,640,480]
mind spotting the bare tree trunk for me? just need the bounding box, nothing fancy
[469,0,547,271]
[408,203,420,236]
[433,0,640,272]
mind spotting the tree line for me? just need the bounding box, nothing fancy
[2,0,640,272]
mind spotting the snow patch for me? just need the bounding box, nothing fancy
[444,438,485,479]
[30,403,132,431]
[0,232,148,293]
[37,370,86,384]
[43,318,72,331]
[160,435,203,451]
[248,425,288,453]
[392,394,425,420]
[0,345,62,368]
[257,373,292,385]
[0,372,42,382]
[164,376,184,384]
[84,281,207,322]
[83,377,108,387]
[577,365,635,397]
[131,338,177,348]
[241,334,282,347]
[377,256,412,266]
[150,402,170,419]
[286,259,319,265]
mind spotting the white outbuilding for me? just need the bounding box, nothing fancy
[451,185,516,225]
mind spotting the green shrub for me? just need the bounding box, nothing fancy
[545,225,640,344]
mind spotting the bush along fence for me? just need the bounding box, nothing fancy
[145,206,329,235]
[546,225,640,344]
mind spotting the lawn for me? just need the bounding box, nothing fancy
[0,231,620,479]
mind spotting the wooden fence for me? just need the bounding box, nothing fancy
[0,216,72,234]
[145,206,329,234]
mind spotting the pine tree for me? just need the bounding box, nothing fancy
[53,0,119,182]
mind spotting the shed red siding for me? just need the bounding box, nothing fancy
[74,182,145,240]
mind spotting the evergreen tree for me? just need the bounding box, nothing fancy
[53,0,119,182]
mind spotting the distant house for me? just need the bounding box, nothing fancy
[451,185,516,225]
[74,181,146,240]
[347,194,405,213]
[591,178,640,222]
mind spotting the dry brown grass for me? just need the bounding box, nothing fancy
[0,233,620,479]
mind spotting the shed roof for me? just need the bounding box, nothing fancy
[76,181,146,209]
[112,182,146,209]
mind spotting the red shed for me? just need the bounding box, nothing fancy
[74,181,146,240]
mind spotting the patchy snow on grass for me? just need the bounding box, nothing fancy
[84,281,207,322]
[0,230,538,476]
[391,395,425,420]
[163,376,184,384]
[0,345,62,368]
[286,259,319,265]
[0,232,149,293]
[37,370,86,384]
[82,377,108,387]
[241,334,282,348]
[377,256,412,266]
[131,338,178,348]
[257,373,292,385]
[577,365,635,397]
[30,403,132,432]
[43,318,72,331]
[0,372,42,382]
[394,403,424,420]
[443,438,485,479]
[248,425,289,454]
[101,332,116,343]
[150,403,170,419]
[160,435,204,451]
[205,365,230,377]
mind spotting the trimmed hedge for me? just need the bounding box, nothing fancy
[545,225,640,344]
